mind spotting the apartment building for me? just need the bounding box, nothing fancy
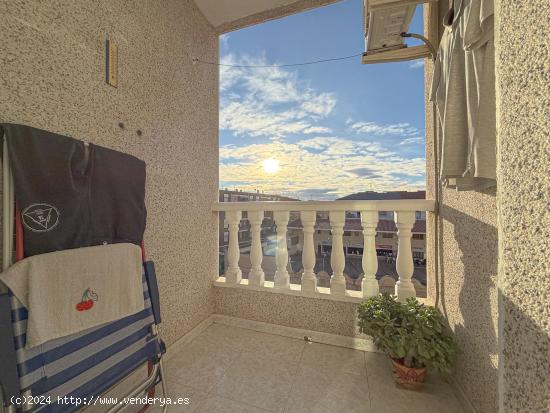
[288,191,427,260]
[219,188,298,203]
[219,189,298,254]
[310,215,426,260]
[338,190,426,259]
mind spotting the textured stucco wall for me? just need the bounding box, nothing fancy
[215,287,359,337]
[495,2,550,412]
[437,188,499,413]
[424,2,499,412]
[0,0,219,346]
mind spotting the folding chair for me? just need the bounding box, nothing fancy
[0,135,168,413]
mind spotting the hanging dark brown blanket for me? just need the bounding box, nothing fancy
[0,123,146,257]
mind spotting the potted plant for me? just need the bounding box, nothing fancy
[357,294,458,389]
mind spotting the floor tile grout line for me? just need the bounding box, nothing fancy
[199,328,301,413]
[298,341,371,378]
[175,325,245,399]
[278,340,308,412]
[205,359,284,413]
[213,339,307,412]
[160,375,213,413]
[363,351,375,413]
[296,340,308,370]
[205,391,278,413]
[201,341,240,397]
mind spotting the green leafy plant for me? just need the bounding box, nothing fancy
[358,294,458,374]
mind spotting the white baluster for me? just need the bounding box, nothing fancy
[361,210,380,297]
[394,211,416,301]
[300,210,317,293]
[248,210,265,287]
[273,210,290,289]
[329,211,347,297]
[224,210,242,284]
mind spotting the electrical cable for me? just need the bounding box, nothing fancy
[196,34,434,68]
[400,32,437,61]
[192,53,363,68]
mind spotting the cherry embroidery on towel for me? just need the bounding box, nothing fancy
[76,288,98,311]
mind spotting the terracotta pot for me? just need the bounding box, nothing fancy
[391,358,426,390]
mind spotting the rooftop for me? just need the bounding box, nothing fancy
[338,191,426,201]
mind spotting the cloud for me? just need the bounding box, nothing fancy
[350,121,420,137]
[348,168,382,178]
[220,54,241,92]
[245,67,302,103]
[220,100,311,138]
[219,34,230,50]
[220,53,337,139]
[300,93,336,117]
[399,136,425,145]
[294,188,337,200]
[409,60,424,69]
[220,138,425,200]
[296,137,343,150]
[219,52,426,197]
[302,126,333,134]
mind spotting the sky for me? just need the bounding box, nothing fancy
[218,0,426,200]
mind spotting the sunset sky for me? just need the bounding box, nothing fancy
[219,0,426,200]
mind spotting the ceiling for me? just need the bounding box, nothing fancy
[194,0,300,28]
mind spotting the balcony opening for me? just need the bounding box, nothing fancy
[218,0,428,299]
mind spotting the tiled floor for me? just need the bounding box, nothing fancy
[151,323,465,413]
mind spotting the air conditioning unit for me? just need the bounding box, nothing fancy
[363,0,437,64]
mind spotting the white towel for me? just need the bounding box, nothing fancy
[0,243,144,349]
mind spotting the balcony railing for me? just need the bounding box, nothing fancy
[213,200,436,302]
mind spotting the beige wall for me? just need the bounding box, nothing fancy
[216,0,340,33]
[425,1,550,411]
[495,2,550,412]
[435,189,499,413]
[0,0,219,346]
[424,2,499,412]
[215,287,359,337]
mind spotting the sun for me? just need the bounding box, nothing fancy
[262,158,280,174]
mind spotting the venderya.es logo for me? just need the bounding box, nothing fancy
[22,203,60,232]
